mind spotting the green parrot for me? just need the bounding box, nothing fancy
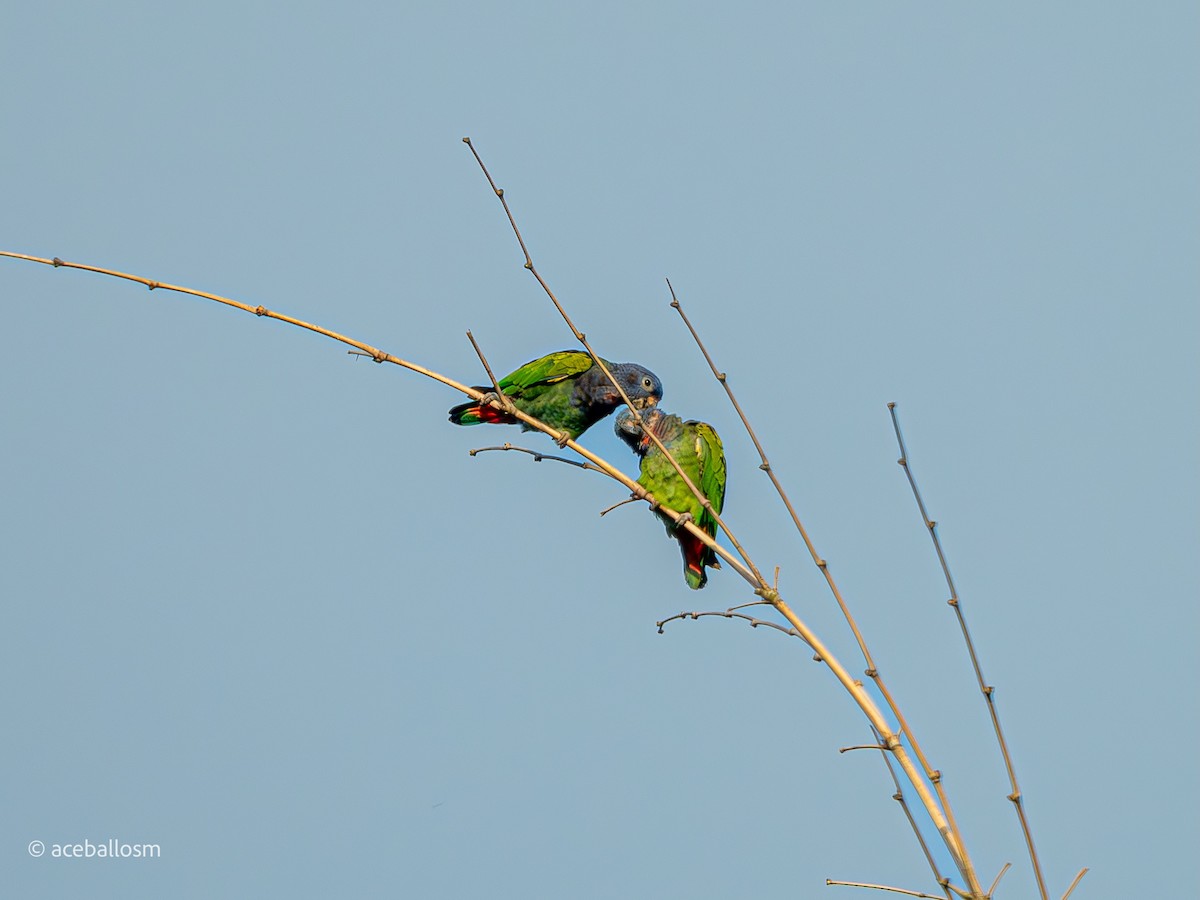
[449,350,663,442]
[615,407,727,589]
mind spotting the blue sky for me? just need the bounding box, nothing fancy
[2,3,1196,898]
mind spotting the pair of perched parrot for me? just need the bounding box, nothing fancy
[449,350,726,589]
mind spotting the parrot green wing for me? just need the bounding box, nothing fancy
[691,421,727,537]
[497,351,601,396]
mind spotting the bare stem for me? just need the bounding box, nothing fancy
[869,725,952,898]
[667,279,980,894]
[986,862,1012,898]
[655,609,810,645]
[825,880,949,899]
[469,443,605,473]
[889,402,1049,900]
[465,329,515,413]
[1060,868,1089,899]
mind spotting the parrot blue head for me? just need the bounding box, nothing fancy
[607,362,663,410]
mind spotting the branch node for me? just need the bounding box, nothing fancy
[52,257,64,267]
[897,456,907,466]
[864,668,877,678]
[1008,791,1021,804]
[930,770,941,783]
[147,281,159,290]
[254,305,267,317]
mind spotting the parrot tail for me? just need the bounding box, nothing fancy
[679,532,720,590]
[448,399,518,427]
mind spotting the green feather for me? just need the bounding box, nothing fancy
[626,411,726,589]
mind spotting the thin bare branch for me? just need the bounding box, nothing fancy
[655,609,810,644]
[599,497,639,517]
[726,600,771,612]
[664,278,861,625]
[468,443,604,473]
[839,745,890,753]
[986,862,1012,898]
[869,725,952,898]
[889,402,1049,900]
[465,329,514,413]
[2,252,480,394]
[1060,868,1089,899]
[667,278,978,891]
[825,880,947,899]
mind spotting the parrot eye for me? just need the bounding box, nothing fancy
[642,376,654,391]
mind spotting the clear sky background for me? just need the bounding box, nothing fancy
[2,3,1196,898]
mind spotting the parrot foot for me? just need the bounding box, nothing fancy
[674,512,695,528]
[554,429,572,448]
[482,391,515,413]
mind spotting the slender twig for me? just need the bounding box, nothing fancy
[1,253,482,396]
[726,600,771,612]
[825,880,948,899]
[667,279,977,892]
[1060,868,1088,899]
[869,725,952,899]
[664,278,866,643]
[839,745,889,753]
[469,443,604,473]
[599,497,639,517]
[889,402,1049,900]
[465,329,515,413]
[986,862,1011,898]
[462,138,768,591]
[655,609,809,644]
